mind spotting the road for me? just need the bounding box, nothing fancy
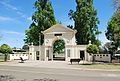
[0,65,120,81]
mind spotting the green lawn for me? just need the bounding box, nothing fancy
[0,55,10,62]
[0,57,4,61]
[80,63,120,70]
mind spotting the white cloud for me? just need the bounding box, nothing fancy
[0,0,10,3]
[0,16,14,21]
[27,17,32,21]
[0,29,25,48]
[16,11,26,18]
[0,1,18,11]
[0,1,31,21]
[1,30,24,36]
[0,16,21,23]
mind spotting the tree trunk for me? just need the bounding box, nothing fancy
[4,54,8,62]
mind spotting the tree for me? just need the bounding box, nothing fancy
[53,40,65,54]
[87,44,99,54]
[22,45,29,50]
[87,44,99,62]
[24,0,56,45]
[113,0,120,18]
[113,0,120,10]
[67,25,74,29]
[105,11,120,50]
[105,1,120,63]
[116,50,120,54]
[0,44,12,61]
[103,42,112,53]
[103,42,117,54]
[69,0,101,46]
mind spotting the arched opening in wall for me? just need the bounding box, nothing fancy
[53,39,65,61]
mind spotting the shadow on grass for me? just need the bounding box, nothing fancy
[81,63,120,66]
[68,63,93,65]
[0,61,5,62]
[80,63,93,65]
[68,63,80,65]
[0,60,10,63]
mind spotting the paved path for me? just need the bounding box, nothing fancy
[0,60,120,71]
[0,60,85,69]
[0,65,120,81]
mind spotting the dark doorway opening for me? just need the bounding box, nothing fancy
[80,51,85,60]
[36,51,39,60]
[36,57,39,60]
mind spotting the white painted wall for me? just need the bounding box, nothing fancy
[10,53,28,61]
[94,54,111,62]
[88,54,111,62]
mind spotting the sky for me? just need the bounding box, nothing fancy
[0,0,115,48]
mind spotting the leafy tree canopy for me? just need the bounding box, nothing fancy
[0,44,12,61]
[87,44,99,54]
[69,0,101,46]
[102,42,117,54]
[105,11,120,49]
[113,0,120,9]
[0,44,12,54]
[116,50,120,54]
[24,0,56,45]
[22,45,29,50]
[53,40,65,54]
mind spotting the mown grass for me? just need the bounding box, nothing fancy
[0,55,10,62]
[80,63,120,70]
[0,57,4,61]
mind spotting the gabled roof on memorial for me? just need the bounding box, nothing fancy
[42,24,77,34]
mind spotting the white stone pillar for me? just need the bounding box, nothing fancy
[65,48,68,61]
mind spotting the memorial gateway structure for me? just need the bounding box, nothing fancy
[10,24,111,62]
[29,24,89,61]
[16,24,109,62]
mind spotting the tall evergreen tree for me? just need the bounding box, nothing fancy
[24,0,56,45]
[69,0,101,46]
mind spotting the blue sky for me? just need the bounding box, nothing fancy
[0,0,115,48]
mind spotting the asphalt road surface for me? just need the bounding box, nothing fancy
[0,65,120,81]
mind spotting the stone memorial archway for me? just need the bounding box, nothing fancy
[29,24,88,62]
[42,24,77,61]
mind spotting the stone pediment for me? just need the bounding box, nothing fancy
[43,24,76,34]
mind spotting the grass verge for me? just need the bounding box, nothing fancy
[80,63,120,70]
